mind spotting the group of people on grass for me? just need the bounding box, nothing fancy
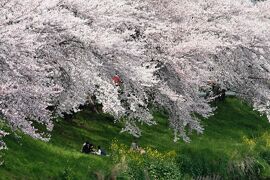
[81,141,106,156]
[81,140,145,156]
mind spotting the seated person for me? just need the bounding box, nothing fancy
[130,141,145,154]
[95,146,102,155]
[130,141,138,151]
[89,143,95,153]
[81,141,91,154]
[95,146,107,156]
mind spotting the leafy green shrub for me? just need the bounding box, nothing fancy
[146,159,181,180]
[110,141,181,179]
[59,167,75,180]
[124,161,145,180]
[176,150,263,180]
[227,157,263,180]
[260,150,270,164]
[176,149,228,177]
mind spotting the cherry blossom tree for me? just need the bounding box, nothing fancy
[0,0,269,143]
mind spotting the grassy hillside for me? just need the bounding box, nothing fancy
[1,98,270,179]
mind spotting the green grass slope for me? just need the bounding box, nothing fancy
[1,98,270,179]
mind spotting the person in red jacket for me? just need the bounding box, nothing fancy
[112,74,122,86]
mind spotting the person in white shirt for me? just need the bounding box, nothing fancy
[95,146,102,155]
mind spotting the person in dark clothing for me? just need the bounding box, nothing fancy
[81,141,91,154]
[211,83,221,96]
[101,149,107,156]
[219,89,226,101]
